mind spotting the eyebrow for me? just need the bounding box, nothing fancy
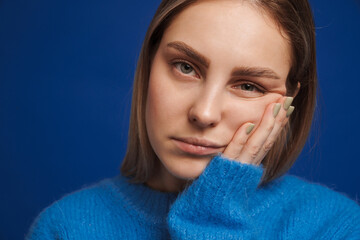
[232,67,281,80]
[167,41,280,80]
[167,41,210,68]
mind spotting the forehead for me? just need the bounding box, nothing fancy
[160,0,291,79]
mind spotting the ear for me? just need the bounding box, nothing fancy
[292,82,301,98]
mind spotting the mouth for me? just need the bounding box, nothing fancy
[171,137,225,156]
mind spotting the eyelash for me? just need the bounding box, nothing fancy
[232,81,266,94]
[170,59,266,94]
[171,60,199,78]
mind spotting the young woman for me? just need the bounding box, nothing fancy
[27,0,360,239]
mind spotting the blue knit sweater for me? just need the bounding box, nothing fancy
[26,155,360,239]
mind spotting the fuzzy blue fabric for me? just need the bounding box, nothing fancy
[26,155,360,239]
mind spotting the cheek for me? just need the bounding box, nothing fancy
[146,76,170,157]
[146,61,188,140]
[146,77,184,127]
[225,94,281,134]
[226,102,264,127]
[146,52,198,129]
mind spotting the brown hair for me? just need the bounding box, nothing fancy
[121,0,317,186]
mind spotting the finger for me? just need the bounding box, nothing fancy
[222,122,255,161]
[236,102,279,165]
[253,97,294,163]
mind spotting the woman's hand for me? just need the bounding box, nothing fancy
[223,96,295,166]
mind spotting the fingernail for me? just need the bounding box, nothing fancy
[286,106,295,117]
[283,97,293,110]
[273,103,281,118]
[246,123,255,135]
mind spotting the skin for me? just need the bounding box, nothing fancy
[145,0,297,192]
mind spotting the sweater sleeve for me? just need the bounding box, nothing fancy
[167,154,264,240]
[26,202,70,240]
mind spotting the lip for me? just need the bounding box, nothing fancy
[172,137,225,156]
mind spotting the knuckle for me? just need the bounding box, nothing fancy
[247,144,261,159]
[263,141,274,152]
[235,138,247,147]
[250,152,258,160]
[275,116,284,125]
[281,120,289,127]
[265,123,274,133]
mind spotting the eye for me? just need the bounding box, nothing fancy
[232,82,266,98]
[174,62,197,77]
[240,83,256,91]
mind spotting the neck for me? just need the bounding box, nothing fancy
[145,163,191,193]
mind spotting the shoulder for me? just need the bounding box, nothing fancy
[268,174,360,238]
[282,175,359,211]
[26,176,124,239]
[42,177,118,217]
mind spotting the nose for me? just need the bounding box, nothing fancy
[188,88,222,128]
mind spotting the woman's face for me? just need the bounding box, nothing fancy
[145,0,291,191]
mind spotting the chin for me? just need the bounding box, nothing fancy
[161,155,211,180]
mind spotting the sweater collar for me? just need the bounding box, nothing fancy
[109,174,179,224]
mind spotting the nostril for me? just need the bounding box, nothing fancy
[190,116,197,123]
[188,106,220,128]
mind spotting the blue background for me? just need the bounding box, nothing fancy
[1,0,359,239]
